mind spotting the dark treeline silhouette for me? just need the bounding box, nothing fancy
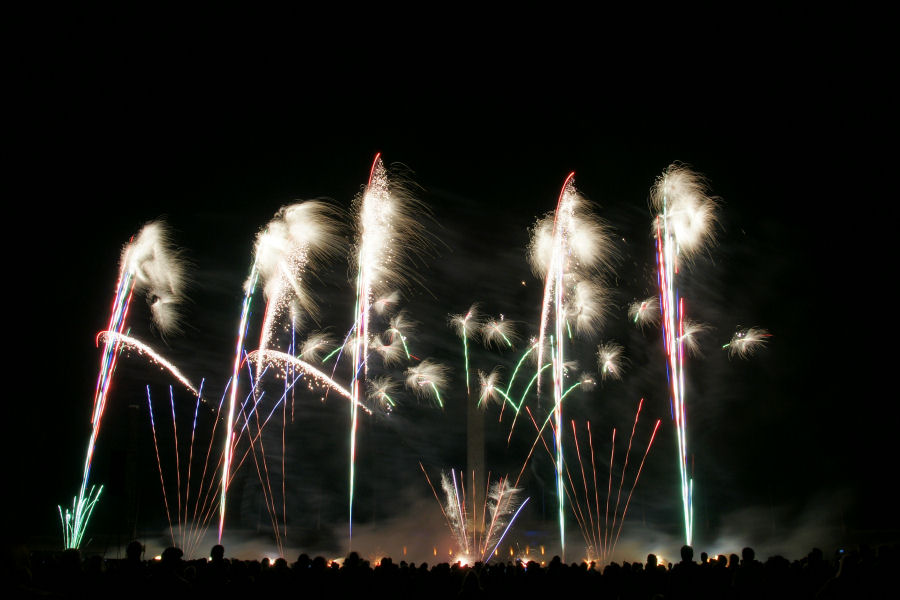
[4,540,897,599]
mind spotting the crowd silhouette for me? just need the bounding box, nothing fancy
[3,538,896,599]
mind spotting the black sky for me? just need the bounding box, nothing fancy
[6,13,894,562]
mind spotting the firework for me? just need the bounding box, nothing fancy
[527,174,615,559]
[367,376,399,411]
[219,200,344,544]
[372,290,401,315]
[298,332,336,363]
[628,297,660,328]
[652,162,718,546]
[246,349,366,410]
[481,315,518,349]
[96,332,200,396]
[347,154,432,548]
[596,341,626,381]
[450,303,482,395]
[252,201,345,388]
[679,319,709,357]
[723,327,771,359]
[477,368,506,408]
[422,464,529,564]
[404,359,450,407]
[385,310,417,361]
[370,334,408,367]
[62,220,186,549]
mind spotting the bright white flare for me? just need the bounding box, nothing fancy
[120,220,187,336]
[596,341,626,381]
[628,297,660,328]
[651,164,719,260]
[404,360,449,400]
[725,327,771,359]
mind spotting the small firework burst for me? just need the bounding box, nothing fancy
[724,327,771,359]
[596,342,626,381]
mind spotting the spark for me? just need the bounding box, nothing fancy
[253,201,345,385]
[121,220,189,337]
[246,350,368,412]
[424,466,528,564]
[372,290,401,315]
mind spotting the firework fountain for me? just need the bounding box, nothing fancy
[421,463,529,565]
[60,221,186,549]
[651,163,719,547]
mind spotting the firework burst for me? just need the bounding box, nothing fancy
[596,342,627,381]
[628,297,660,328]
[481,315,518,350]
[404,359,450,407]
[724,327,771,359]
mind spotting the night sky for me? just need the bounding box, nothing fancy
[7,15,894,564]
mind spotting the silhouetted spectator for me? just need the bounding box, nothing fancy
[641,553,667,599]
[148,546,189,596]
[668,544,699,600]
[732,546,763,600]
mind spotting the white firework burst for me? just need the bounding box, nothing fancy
[596,342,626,381]
[651,163,719,261]
[724,327,771,359]
[121,220,188,337]
[628,297,660,329]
